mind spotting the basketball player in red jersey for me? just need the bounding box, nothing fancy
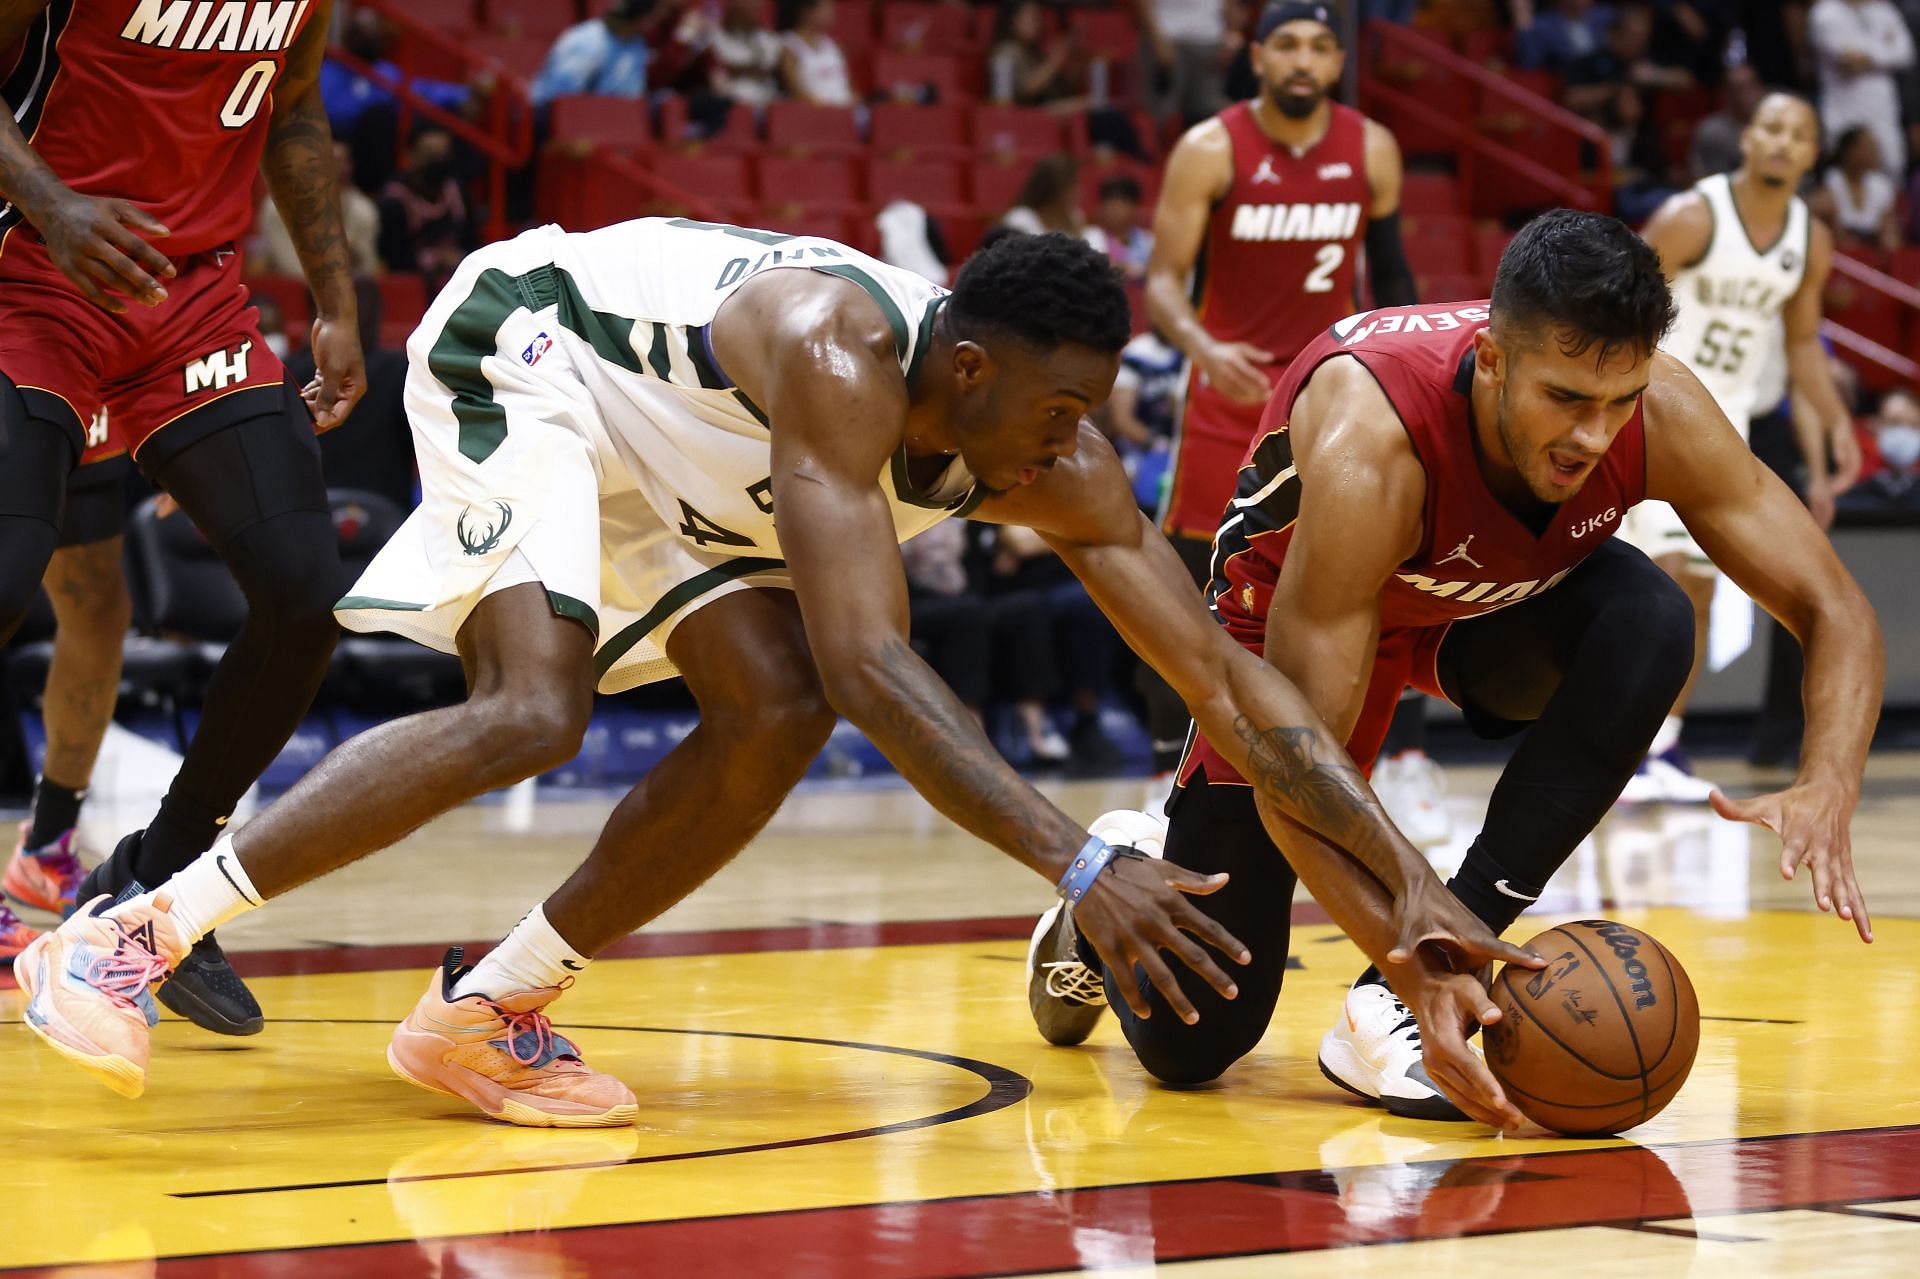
[1140,1,1416,790]
[1031,212,1882,1128]
[0,0,364,1026]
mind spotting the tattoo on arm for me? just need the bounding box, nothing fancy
[862,636,1081,874]
[1231,715,1410,886]
[260,93,354,316]
[0,106,69,227]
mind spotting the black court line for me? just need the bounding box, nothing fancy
[171,1019,1032,1198]
[1807,1203,1920,1224]
[1609,1220,1763,1243]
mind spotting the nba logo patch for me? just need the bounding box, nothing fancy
[522,332,553,366]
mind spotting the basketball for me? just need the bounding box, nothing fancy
[1484,920,1700,1137]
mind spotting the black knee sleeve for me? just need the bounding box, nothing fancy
[0,376,81,644]
[1104,779,1296,1086]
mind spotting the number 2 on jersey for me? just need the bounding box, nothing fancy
[1304,244,1344,294]
[221,60,277,129]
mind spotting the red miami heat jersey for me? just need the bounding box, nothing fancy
[1195,100,1371,362]
[1180,301,1648,784]
[0,0,322,259]
[1162,99,1372,540]
[1209,300,1648,652]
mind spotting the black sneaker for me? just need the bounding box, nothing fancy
[69,829,265,1036]
[157,935,264,1036]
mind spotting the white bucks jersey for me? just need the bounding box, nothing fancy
[1663,175,1808,428]
[515,217,976,554]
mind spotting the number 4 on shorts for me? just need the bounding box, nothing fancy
[677,500,757,549]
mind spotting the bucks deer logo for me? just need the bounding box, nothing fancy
[457,501,513,557]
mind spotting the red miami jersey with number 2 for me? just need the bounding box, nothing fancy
[0,0,321,259]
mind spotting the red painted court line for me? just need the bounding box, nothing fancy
[0,904,1334,988]
[9,1125,1919,1278]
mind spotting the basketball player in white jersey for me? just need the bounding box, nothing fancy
[1619,91,1861,802]
[19,220,1539,1126]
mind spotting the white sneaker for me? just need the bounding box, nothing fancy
[1372,751,1453,849]
[1616,748,1718,805]
[1318,980,1468,1121]
[1026,809,1167,1047]
[1030,729,1071,764]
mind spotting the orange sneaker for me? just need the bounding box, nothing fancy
[13,893,187,1099]
[0,904,41,960]
[5,824,86,915]
[387,948,638,1129]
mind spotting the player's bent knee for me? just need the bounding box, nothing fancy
[1598,571,1696,694]
[1128,1021,1260,1088]
[465,689,593,781]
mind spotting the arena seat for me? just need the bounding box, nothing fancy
[485,0,577,39]
[879,3,978,52]
[753,155,866,216]
[650,152,756,220]
[967,159,1030,215]
[1399,173,1462,218]
[465,33,549,82]
[829,0,878,58]
[548,95,655,153]
[869,103,969,160]
[865,156,969,208]
[410,0,478,34]
[246,276,312,349]
[765,101,864,156]
[656,95,759,151]
[870,51,969,104]
[969,105,1064,160]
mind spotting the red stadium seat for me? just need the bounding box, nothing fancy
[246,276,312,348]
[754,156,865,215]
[485,0,576,39]
[939,212,989,259]
[656,95,757,150]
[1076,8,1140,62]
[466,33,549,82]
[548,96,654,153]
[409,0,478,34]
[879,2,977,51]
[1372,57,1472,159]
[870,51,969,104]
[757,211,858,245]
[376,274,429,350]
[1399,173,1462,217]
[969,105,1063,159]
[1402,220,1471,277]
[868,102,969,159]
[651,153,755,218]
[967,159,1029,214]
[829,0,878,57]
[1456,27,1515,67]
[764,101,864,156]
[1471,222,1513,278]
[1417,272,1484,303]
[865,156,968,207]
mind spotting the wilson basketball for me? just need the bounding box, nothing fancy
[1483,920,1700,1136]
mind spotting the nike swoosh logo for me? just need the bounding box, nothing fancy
[561,959,584,971]
[1494,879,1540,901]
[215,854,257,906]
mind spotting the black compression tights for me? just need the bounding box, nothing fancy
[136,414,344,881]
[1433,537,1696,935]
[0,375,76,646]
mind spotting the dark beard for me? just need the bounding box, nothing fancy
[1267,85,1325,119]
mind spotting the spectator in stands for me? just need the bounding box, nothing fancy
[1809,0,1915,175]
[256,142,382,281]
[875,200,953,285]
[1098,327,1184,513]
[530,0,658,109]
[322,11,473,189]
[1514,0,1617,77]
[1653,0,1739,85]
[1689,61,1767,179]
[1080,174,1153,281]
[1839,388,1920,516]
[777,0,856,106]
[1137,0,1230,128]
[378,128,476,295]
[999,155,1083,235]
[1561,4,1695,121]
[704,0,785,111]
[989,1,1090,110]
[1605,82,1678,221]
[1811,125,1906,249]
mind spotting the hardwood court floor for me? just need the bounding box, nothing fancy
[4,754,1920,1276]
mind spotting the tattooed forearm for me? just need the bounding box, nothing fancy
[0,103,69,226]
[856,636,1083,875]
[260,91,355,317]
[1231,715,1414,889]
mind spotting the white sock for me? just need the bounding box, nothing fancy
[454,904,590,1000]
[141,835,264,946]
[1650,715,1683,757]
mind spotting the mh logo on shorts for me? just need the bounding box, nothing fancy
[457,501,514,557]
[182,340,254,395]
[84,408,109,449]
[523,332,553,366]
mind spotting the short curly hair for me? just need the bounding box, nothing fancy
[946,232,1131,356]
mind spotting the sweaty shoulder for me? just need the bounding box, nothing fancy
[1640,189,1714,276]
[1291,356,1424,516]
[1164,116,1236,200]
[1638,350,1741,502]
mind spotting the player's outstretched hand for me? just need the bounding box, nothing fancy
[41,193,174,314]
[302,315,367,434]
[1380,955,1526,1132]
[1196,339,1276,406]
[1387,873,1545,976]
[1712,785,1872,942]
[1071,854,1252,1025]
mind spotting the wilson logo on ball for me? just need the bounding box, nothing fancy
[1590,921,1657,1010]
